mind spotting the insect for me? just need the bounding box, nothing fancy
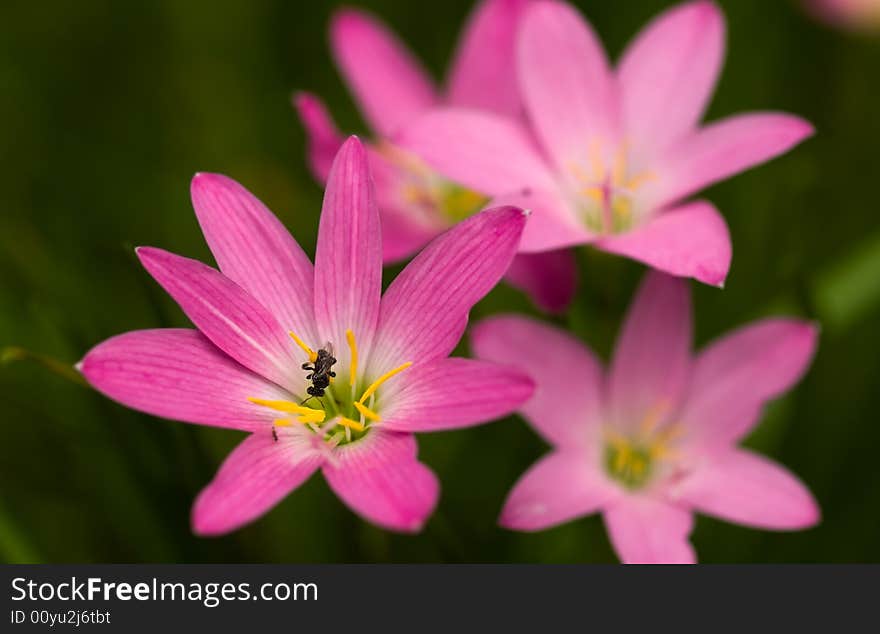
[301,344,337,404]
[272,427,278,442]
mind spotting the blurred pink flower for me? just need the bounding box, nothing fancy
[80,137,533,535]
[295,0,578,313]
[808,0,880,30]
[472,271,820,563]
[401,0,814,288]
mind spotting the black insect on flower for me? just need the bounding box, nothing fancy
[302,344,337,401]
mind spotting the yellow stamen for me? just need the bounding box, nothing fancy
[273,418,292,427]
[358,362,413,404]
[625,171,656,191]
[337,417,365,432]
[346,329,358,388]
[248,398,326,423]
[353,401,381,422]
[288,331,317,362]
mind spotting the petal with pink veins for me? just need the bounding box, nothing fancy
[518,0,617,171]
[192,429,325,536]
[292,92,345,182]
[607,272,692,429]
[80,329,287,431]
[471,315,604,449]
[190,172,318,344]
[500,450,619,531]
[618,0,725,156]
[322,431,438,533]
[137,247,299,391]
[379,357,535,433]
[398,108,557,197]
[330,8,439,138]
[596,201,731,288]
[370,206,526,374]
[314,137,382,359]
[603,496,696,564]
[504,249,578,314]
[673,448,820,530]
[680,319,818,447]
[651,113,814,209]
[488,188,592,252]
[446,0,529,119]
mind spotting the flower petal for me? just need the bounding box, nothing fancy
[370,206,526,373]
[518,0,616,171]
[190,172,318,344]
[674,449,820,530]
[446,0,529,119]
[322,431,438,533]
[680,319,818,446]
[608,272,692,429]
[397,107,557,196]
[651,113,814,209]
[192,429,324,536]
[293,92,345,182]
[81,329,287,431]
[330,8,438,138]
[489,188,592,252]
[618,0,725,155]
[596,201,732,288]
[603,497,696,564]
[137,247,299,391]
[504,249,578,314]
[500,450,618,531]
[380,358,535,433]
[471,315,604,449]
[314,137,382,359]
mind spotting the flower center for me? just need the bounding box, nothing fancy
[603,404,682,491]
[569,141,655,235]
[248,329,411,447]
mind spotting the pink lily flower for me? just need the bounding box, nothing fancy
[472,272,820,563]
[295,0,578,313]
[79,137,533,535]
[400,0,815,288]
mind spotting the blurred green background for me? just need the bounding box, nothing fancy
[1,0,878,563]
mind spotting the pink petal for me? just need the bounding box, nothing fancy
[314,137,382,359]
[596,201,732,288]
[680,319,818,446]
[489,188,592,252]
[397,108,557,196]
[137,247,299,391]
[471,315,604,449]
[330,8,438,138]
[380,358,535,433]
[322,431,438,533]
[518,0,616,171]
[190,173,318,344]
[603,497,696,564]
[500,450,619,531]
[192,429,324,536]
[446,0,529,119]
[292,92,344,182]
[652,113,814,209]
[370,206,527,374]
[674,449,820,530]
[607,272,692,430]
[81,329,287,431]
[504,249,578,314]
[618,1,725,156]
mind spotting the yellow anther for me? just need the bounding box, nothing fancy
[337,417,365,432]
[625,171,655,191]
[288,331,317,362]
[346,329,358,388]
[248,398,326,423]
[273,418,293,427]
[353,401,381,422]
[359,362,413,404]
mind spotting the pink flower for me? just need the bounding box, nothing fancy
[472,272,820,563]
[295,0,577,313]
[807,0,880,30]
[400,0,815,288]
[80,137,534,535]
